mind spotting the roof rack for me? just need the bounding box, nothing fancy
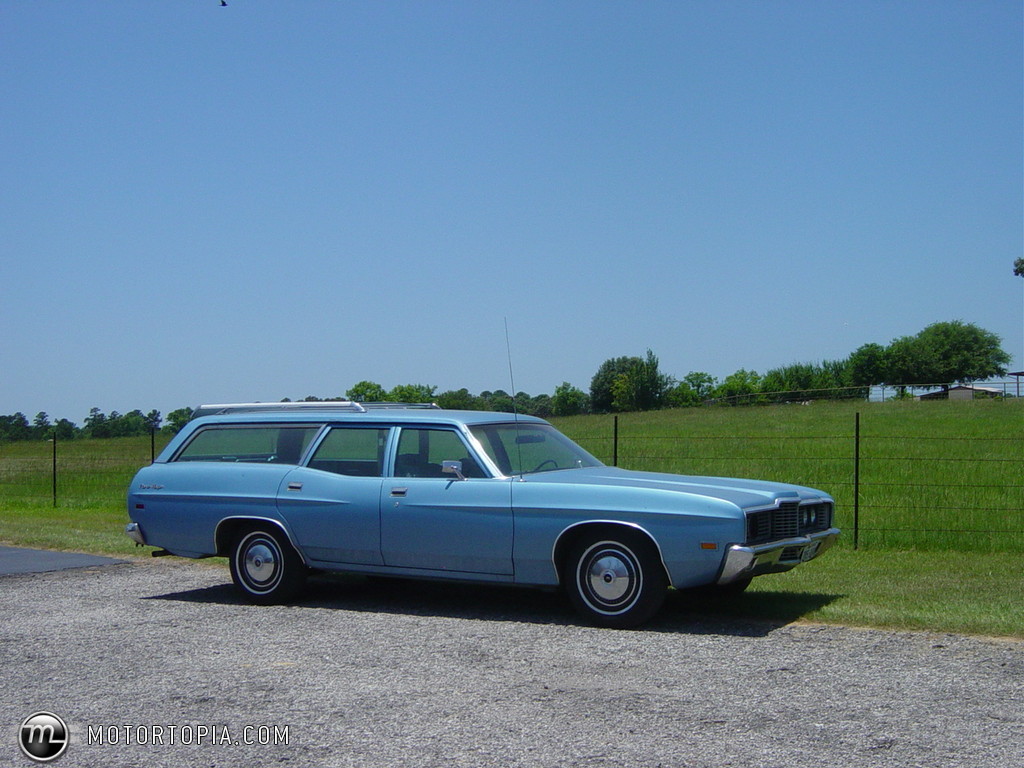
[356,402,441,410]
[193,401,440,419]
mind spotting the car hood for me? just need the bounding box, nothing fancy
[520,466,830,511]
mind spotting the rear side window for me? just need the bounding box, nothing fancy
[307,427,389,477]
[175,426,320,464]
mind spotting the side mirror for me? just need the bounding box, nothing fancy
[442,460,466,481]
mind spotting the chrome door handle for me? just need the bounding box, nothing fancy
[390,487,408,497]
[287,482,303,492]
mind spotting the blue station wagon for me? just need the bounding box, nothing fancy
[126,402,839,627]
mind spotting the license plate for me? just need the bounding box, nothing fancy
[801,542,821,562]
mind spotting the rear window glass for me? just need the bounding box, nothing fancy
[175,426,320,464]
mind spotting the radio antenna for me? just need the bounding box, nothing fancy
[504,317,524,476]
[504,317,518,407]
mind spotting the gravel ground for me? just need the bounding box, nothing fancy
[1,558,1021,768]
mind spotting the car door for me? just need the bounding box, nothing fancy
[277,426,389,565]
[381,426,513,575]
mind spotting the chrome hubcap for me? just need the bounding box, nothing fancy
[244,542,277,583]
[588,554,633,602]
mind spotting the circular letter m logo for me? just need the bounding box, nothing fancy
[18,712,69,763]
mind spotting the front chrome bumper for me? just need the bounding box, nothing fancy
[717,527,840,585]
[125,522,147,547]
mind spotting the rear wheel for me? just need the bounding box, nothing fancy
[230,527,307,604]
[564,531,667,628]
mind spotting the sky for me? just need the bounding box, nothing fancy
[2,1,1021,424]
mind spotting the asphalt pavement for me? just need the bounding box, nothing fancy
[1,557,1021,768]
[0,544,126,575]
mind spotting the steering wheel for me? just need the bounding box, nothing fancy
[531,459,558,472]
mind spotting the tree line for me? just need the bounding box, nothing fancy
[584,320,1012,410]
[0,319,1013,441]
[0,408,168,442]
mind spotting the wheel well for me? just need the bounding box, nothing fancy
[552,521,668,585]
[214,518,300,561]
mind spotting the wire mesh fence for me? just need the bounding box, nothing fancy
[567,412,1022,553]
[1,408,1021,553]
[0,432,169,509]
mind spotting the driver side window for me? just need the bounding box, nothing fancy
[393,428,487,478]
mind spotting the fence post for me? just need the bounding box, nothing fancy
[613,415,619,467]
[853,411,860,550]
[150,428,156,464]
[51,429,58,507]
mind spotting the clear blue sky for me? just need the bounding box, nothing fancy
[2,1,1021,423]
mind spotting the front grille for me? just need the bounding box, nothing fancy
[746,500,832,545]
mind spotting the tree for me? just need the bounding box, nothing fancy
[667,372,717,407]
[848,343,888,386]
[551,382,590,416]
[0,413,31,441]
[144,410,162,432]
[913,320,1011,384]
[758,359,854,401]
[1014,257,1024,277]
[436,388,489,411]
[387,383,437,403]
[610,350,673,412]
[346,381,387,402]
[713,369,762,404]
[53,418,76,440]
[683,371,716,400]
[32,412,51,438]
[518,391,552,417]
[164,407,194,434]
[590,356,643,413]
[118,410,149,437]
[760,363,818,399]
[84,408,111,438]
[480,389,516,413]
[885,321,1010,387]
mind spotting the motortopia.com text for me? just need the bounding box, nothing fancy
[87,724,289,747]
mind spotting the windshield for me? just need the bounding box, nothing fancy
[468,423,603,476]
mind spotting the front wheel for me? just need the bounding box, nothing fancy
[230,527,307,604]
[564,532,667,628]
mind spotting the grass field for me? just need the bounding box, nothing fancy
[0,399,1020,637]
[726,549,1022,638]
[554,398,1023,553]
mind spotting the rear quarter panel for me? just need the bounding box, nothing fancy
[128,462,293,557]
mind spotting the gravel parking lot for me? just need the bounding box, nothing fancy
[1,558,1021,768]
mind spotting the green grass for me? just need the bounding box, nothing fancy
[0,501,143,556]
[554,398,1024,553]
[708,549,1023,638]
[0,435,162,555]
[0,434,169,506]
[0,401,1021,637]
